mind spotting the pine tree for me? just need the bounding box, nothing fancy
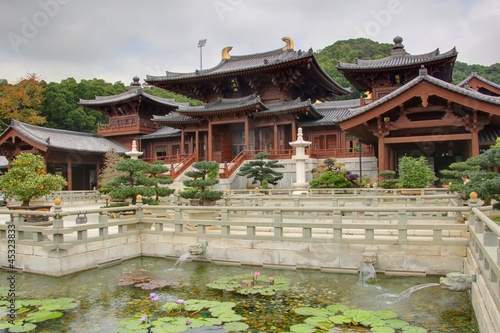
[237,152,284,189]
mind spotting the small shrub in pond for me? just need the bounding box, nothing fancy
[206,272,290,295]
[291,304,427,332]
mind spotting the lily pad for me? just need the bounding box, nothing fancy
[26,310,63,322]
[384,319,410,329]
[326,304,349,314]
[6,323,37,332]
[372,310,398,320]
[223,321,250,332]
[293,307,331,317]
[328,314,352,324]
[289,323,317,333]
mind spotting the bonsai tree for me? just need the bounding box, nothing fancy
[179,161,223,205]
[0,152,67,206]
[237,152,284,189]
[107,159,156,205]
[442,138,500,205]
[147,161,175,202]
[397,156,437,188]
[309,157,358,188]
[378,170,399,189]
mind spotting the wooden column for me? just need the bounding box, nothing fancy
[180,130,185,154]
[378,137,386,172]
[95,161,100,189]
[471,131,480,156]
[66,160,73,191]
[195,130,199,161]
[244,117,249,151]
[273,121,278,152]
[208,121,213,160]
[291,119,297,142]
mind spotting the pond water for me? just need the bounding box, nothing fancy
[1,257,477,332]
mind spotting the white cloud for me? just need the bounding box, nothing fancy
[1,0,498,83]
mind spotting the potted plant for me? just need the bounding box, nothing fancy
[397,156,437,194]
[179,161,223,205]
[0,153,67,222]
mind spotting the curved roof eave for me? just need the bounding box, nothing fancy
[338,72,500,124]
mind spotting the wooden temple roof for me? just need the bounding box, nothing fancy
[299,100,361,127]
[458,70,500,96]
[80,78,184,109]
[145,37,351,101]
[138,126,181,140]
[0,120,129,154]
[338,36,457,91]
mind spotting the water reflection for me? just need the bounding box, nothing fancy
[1,257,476,332]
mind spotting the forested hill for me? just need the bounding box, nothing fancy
[315,38,500,98]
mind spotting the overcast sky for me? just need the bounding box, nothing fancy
[1,0,499,85]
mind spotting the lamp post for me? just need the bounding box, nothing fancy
[198,39,207,70]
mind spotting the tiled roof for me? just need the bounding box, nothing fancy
[458,70,500,90]
[479,126,500,146]
[299,100,361,127]
[152,112,200,124]
[338,69,500,123]
[138,126,181,140]
[79,87,183,108]
[337,47,457,71]
[147,48,314,82]
[4,120,129,153]
[178,94,266,114]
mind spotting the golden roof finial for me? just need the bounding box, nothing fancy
[222,46,233,60]
[281,37,294,51]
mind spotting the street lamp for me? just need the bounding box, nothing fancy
[198,39,207,70]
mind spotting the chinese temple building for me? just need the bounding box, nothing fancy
[3,36,497,190]
[0,119,128,190]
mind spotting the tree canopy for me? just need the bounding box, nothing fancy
[237,152,284,188]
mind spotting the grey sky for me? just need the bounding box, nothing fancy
[1,0,499,84]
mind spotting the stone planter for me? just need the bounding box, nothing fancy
[8,205,52,225]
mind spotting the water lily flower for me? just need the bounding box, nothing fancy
[139,315,147,323]
[149,293,159,301]
[269,276,274,285]
[254,271,261,277]
[186,319,192,325]
[176,299,187,305]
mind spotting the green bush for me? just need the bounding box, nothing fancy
[310,171,352,188]
[398,156,437,188]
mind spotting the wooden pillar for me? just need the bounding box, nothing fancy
[189,134,194,154]
[208,121,213,160]
[273,121,278,152]
[180,130,185,154]
[378,137,386,172]
[95,160,100,189]
[244,117,249,151]
[471,131,480,156]
[195,130,199,161]
[67,160,73,191]
[291,119,297,142]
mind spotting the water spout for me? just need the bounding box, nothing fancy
[378,283,440,304]
[439,272,472,291]
[165,252,191,271]
[359,263,377,285]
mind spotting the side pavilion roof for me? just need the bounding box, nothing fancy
[0,120,129,154]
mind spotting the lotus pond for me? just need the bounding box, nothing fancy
[0,257,477,332]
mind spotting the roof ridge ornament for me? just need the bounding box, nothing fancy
[222,46,233,60]
[281,36,294,51]
[419,65,428,76]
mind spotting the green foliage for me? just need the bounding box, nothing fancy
[442,140,500,203]
[107,158,174,204]
[397,156,437,188]
[0,153,67,206]
[117,297,248,332]
[291,304,427,333]
[147,161,175,201]
[41,77,127,132]
[179,161,223,204]
[378,170,399,189]
[206,272,290,296]
[310,171,352,188]
[237,152,284,187]
[0,295,77,332]
[143,86,203,106]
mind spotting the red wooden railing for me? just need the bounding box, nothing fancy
[169,153,197,180]
[220,150,247,179]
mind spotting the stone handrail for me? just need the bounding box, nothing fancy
[468,204,500,319]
